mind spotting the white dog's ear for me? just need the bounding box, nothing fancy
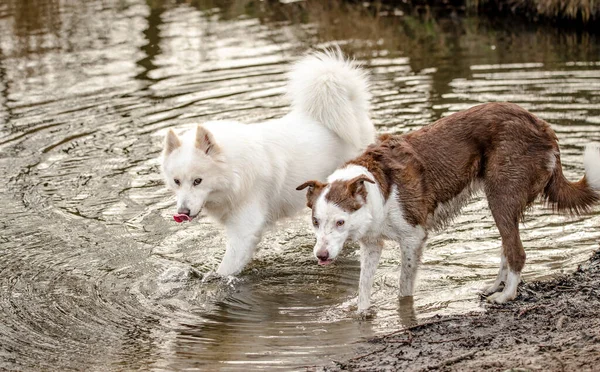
[165,129,181,155]
[195,125,219,155]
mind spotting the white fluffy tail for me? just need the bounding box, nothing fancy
[287,49,375,150]
[584,144,600,190]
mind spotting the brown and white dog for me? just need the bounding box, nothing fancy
[297,102,600,313]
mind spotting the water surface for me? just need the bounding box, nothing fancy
[0,1,599,370]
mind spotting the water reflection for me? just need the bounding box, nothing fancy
[5,0,62,56]
[0,47,12,124]
[397,296,418,328]
[0,0,599,370]
[136,0,164,82]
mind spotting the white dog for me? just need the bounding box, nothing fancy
[161,50,375,276]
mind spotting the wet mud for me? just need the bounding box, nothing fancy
[323,247,600,372]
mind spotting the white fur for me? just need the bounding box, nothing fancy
[398,226,427,297]
[584,144,600,190]
[161,51,375,276]
[484,254,508,296]
[487,271,520,304]
[358,240,383,312]
[287,48,373,150]
[327,164,373,182]
[313,197,352,259]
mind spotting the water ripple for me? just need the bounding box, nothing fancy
[0,1,599,371]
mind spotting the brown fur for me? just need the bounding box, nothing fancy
[329,102,598,274]
[543,156,598,214]
[325,176,375,212]
[296,180,327,209]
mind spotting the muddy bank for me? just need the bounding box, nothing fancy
[322,247,600,371]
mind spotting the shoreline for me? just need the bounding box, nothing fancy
[387,0,600,27]
[472,0,599,26]
[321,246,600,371]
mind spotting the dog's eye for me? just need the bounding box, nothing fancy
[193,178,202,186]
[174,179,180,186]
[336,220,345,227]
[312,217,319,227]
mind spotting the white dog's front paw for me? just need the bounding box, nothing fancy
[355,307,376,320]
[201,271,222,283]
[223,275,239,286]
[201,271,240,287]
[340,297,358,312]
[356,299,376,319]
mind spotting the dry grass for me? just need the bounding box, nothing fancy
[187,0,599,25]
[181,0,598,63]
[470,0,600,23]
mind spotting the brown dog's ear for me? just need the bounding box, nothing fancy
[296,180,320,191]
[195,125,219,155]
[296,180,326,209]
[346,175,375,200]
[165,129,181,155]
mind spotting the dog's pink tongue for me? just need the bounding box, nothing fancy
[173,214,192,223]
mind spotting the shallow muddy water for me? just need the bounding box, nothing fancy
[0,0,599,370]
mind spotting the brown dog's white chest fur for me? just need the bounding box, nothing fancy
[298,102,600,313]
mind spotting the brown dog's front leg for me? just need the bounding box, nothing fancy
[398,228,427,297]
[357,239,384,313]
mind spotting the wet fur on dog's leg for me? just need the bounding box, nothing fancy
[488,271,521,303]
[484,254,507,295]
[485,186,527,303]
[357,239,384,313]
[217,200,266,276]
[488,227,524,304]
[399,230,427,297]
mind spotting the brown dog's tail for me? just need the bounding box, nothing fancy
[543,145,600,214]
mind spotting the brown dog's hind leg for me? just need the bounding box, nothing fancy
[484,190,527,304]
[481,132,554,303]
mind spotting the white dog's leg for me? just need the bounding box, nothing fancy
[357,239,384,313]
[216,201,266,277]
[484,254,507,295]
[398,230,427,297]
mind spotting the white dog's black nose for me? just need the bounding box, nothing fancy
[177,207,191,216]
